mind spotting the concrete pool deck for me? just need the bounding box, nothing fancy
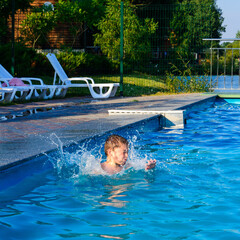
[0,93,216,168]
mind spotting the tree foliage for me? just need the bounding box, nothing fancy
[94,0,158,64]
[0,0,32,17]
[20,0,105,48]
[236,30,240,39]
[169,0,225,58]
[20,5,56,48]
[0,0,33,44]
[130,0,178,4]
[55,0,105,47]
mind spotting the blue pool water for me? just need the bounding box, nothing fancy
[1,98,240,239]
[225,98,240,105]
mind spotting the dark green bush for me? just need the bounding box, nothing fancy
[0,43,51,77]
[56,51,115,76]
[84,54,114,75]
[0,44,118,78]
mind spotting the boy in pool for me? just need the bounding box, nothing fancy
[101,134,156,175]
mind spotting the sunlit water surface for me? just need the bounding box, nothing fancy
[1,99,240,239]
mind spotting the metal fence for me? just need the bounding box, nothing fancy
[6,3,215,96]
[203,38,240,90]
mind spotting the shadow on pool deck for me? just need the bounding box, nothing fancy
[0,93,216,168]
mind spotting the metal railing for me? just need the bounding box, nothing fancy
[203,38,240,90]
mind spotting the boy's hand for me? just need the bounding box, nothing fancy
[145,159,156,170]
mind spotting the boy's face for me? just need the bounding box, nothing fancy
[109,143,128,166]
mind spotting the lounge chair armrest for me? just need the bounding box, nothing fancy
[19,78,32,85]
[67,77,95,84]
[20,77,44,85]
[83,77,95,84]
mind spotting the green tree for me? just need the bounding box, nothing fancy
[130,0,178,4]
[20,0,105,48]
[0,0,33,44]
[169,0,225,68]
[55,0,105,47]
[20,4,56,48]
[94,0,158,64]
[236,30,240,39]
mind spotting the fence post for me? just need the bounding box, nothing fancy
[120,1,124,97]
[11,0,15,76]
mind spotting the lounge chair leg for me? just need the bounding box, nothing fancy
[110,86,118,97]
[38,89,48,99]
[59,87,68,98]
[16,90,31,101]
[44,87,56,100]
[3,92,13,103]
[89,85,114,99]
[0,91,14,103]
[24,89,34,101]
[54,87,68,98]
[31,89,48,100]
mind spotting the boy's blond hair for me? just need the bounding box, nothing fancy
[104,134,128,156]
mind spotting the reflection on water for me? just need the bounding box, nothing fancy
[0,106,60,121]
[100,234,126,239]
[99,183,132,208]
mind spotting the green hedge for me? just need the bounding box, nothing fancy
[0,43,51,76]
[0,44,118,77]
[54,51,117,76]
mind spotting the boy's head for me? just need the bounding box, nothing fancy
[104,134,129,156]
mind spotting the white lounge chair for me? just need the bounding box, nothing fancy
[46,53,119,99]
[0,64,68,100]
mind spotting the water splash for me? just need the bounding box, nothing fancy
[127,134,149,171]
[47,134,105,181]
[46,132,159,183]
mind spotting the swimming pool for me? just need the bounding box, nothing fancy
[1,98,240,239]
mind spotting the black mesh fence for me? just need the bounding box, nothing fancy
[3,3,214,97]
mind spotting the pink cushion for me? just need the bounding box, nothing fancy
[2,78,27,87]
